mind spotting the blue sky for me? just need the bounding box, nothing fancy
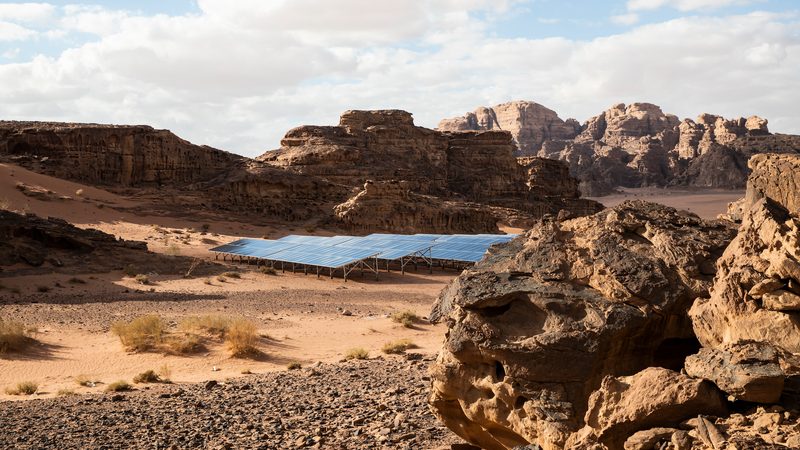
[0,0,798,156]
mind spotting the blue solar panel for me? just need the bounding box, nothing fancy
[265,244,381,268]
[210,239,300,258]
[430,242,496,262]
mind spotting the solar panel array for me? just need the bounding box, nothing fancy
[210,232,518,268]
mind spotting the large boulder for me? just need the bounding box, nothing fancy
[684,341,785,403]
[566,368,726,449]
[429,201,736,450]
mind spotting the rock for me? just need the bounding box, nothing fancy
[438,101,580,156]
[762,290,800,311]
[569,368,726,449]
[689,197,800,356]
[670,430,692,450]
[429,201,735,450]
[753,412,782,430]
[333,180,501,234]
[623,427,678,450]
[745,116,769,135]
[694,415,726,449]
[684,341,785,403]
[204,380,218,390]
[744,153,800,214]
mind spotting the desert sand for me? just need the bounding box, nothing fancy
[588,187,744,219]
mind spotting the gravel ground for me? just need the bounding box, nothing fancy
[0,357,464,450]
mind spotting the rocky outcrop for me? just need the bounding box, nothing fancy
[333,180,500,234]
[428,201,736,450]
[263,110,602,227]
[441,101,799,196]
[0,121,242,187]
[567,368,726,449]
[517,157,580,199]
[438,101,580,156]
[684,341,784,403]
[743,153,800,214]
[0,209,207,276]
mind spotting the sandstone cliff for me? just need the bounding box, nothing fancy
[441,102,800,196]
[438,101,580,156]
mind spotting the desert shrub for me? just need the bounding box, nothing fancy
[6,381,38,395]
[225,319,258,357]
[381,339,418,354]
[287,362,302,370]
[159,364,172,382]
[390,311,421,328]
[180,315,231,337]
[134,274,150,285]
[222,271,241,279]
[57,389,76,397]
[133,370,161,384]
[260,266,277,275]
[164,333,202,354]
[123,264,138,277]
[203,278,213,285]
[105,381,132,392]
[0,319,34,354]
[217,275,227,283]
[344,348,369,360]
[165,242,181,256]
[111,315,165,352]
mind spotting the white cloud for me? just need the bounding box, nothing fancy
[0,20,35,41]
[0,2,55,24]
[628,0,754,12]
[611,13,640,25]
[0,4,797,158]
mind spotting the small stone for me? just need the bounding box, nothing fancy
[204,380,218,390]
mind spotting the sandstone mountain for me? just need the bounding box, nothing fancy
[0,114,601,234]
[429,152,800,449]
[440,101,800,196]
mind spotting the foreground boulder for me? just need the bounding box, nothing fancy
[566,368,726,449]
[429,201,735,450]
[684,341,784,403]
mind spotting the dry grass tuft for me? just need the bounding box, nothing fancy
[133,370,162,384]
[134,274,150,285]
[111,315,165,352]
[6,381,38,395]
[222,271,241,279]
[260,266,277,276]
[105,381,132,392]
[57,389,77,397]
[75,375,99,387]
[287,362,302,370]
[390,310,421,328]
[381,339,418,354]
[0,319,35,354]
[164,333,202,354]
[180,315,231,337]
[226,319,259,357]
[344,347,369,360]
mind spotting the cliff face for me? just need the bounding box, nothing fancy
[438,101,581,156]
[0,121,242,187]
[441,102,800,196]
[262,110,602,227]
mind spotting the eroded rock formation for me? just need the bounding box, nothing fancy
[430,152,800,449]
[442,101,800,196]
[428,201,736,450]
[438,101,580,156]
[333,180,500,234]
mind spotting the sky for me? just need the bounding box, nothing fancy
[0,0,797,157]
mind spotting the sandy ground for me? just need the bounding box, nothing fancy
[588,187,744,219]
[0,163,742,402]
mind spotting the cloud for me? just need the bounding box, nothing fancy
[627,0,754,12]
[0,20,36,41]
[611,13,640,25]
[0,4,797,158]
[0,2,55,24]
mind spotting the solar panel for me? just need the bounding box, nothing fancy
[265,244,381,268]
[430,241,496,262]
[211,240,301,258]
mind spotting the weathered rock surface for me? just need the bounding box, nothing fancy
[684,341,785,403]
[743,153,800,215]
[567,368,726,449]
[689,197,800,355]
[429,201,736,450]
[441,101,800,196]
[263,110,602,228]
[333,180,501,234]
[0,209,211,276]
[438,101,580,156]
